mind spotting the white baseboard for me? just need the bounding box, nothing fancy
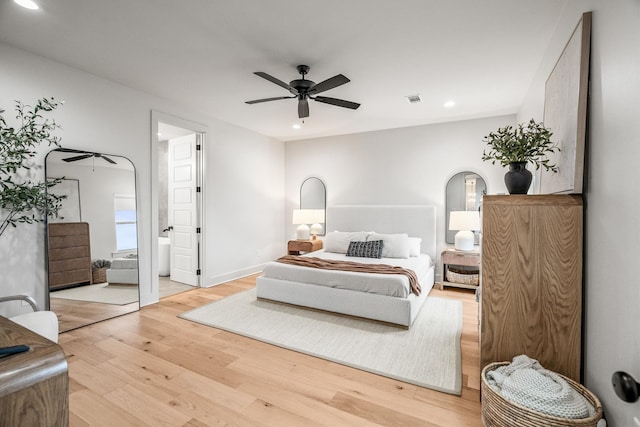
[204,263,267,288]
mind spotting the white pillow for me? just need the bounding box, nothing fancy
[368,233,410,258]
[408,237,422,257]
[324,231,368,254]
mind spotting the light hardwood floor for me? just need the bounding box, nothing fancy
[59,275,482,426]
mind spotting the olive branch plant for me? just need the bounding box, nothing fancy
[481,119,560,172]
[0,97,66,237]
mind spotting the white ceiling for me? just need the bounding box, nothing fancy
[0,0,568,141]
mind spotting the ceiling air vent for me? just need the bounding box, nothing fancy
[405,94,422,104]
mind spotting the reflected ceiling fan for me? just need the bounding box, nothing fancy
[62,152,116,164]
[245,65,360,119]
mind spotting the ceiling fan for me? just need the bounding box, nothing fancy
[62,152,117,164]
[245,65,360,119]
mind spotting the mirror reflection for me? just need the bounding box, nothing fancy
[445,171,486,244]
[45,148,139,333]
[300,177,326,236]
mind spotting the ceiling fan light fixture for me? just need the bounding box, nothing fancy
[405,94,422,104]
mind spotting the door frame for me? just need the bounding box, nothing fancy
[151,111,207,296]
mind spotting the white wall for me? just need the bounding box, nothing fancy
[519,1,640,425]
[0,42,284,315]
[285,116,513,280]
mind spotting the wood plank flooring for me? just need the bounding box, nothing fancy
[59,275,482,426]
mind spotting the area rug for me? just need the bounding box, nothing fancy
[179,288,463,395]
[49,283,139,305]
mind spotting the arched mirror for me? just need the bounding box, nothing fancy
[445,171,486,244]
[45,148,139,333]
[300,177,326,236]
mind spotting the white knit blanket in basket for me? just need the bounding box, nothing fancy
[486,355,595,419]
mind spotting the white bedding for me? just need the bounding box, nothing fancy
[262,250,432,298]
[110,258,138,269]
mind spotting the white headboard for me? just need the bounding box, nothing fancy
[326,205,437,260]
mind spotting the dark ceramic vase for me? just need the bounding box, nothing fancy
[504,162,532,194]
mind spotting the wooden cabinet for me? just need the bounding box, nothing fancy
[287,239,323,255]
[48,222,92,291]
[480,195,583,381]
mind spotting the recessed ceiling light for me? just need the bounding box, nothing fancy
[444,100,456,108]
[14,0,39,10]
[292,124,301,130]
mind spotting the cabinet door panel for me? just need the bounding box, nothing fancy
[480,195,582,381]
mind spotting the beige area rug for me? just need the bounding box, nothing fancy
[50,283,139,305]
[179,288,463,395]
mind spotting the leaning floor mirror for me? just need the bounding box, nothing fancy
[45,148,139,332]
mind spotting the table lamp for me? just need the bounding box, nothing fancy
[449,210,481,251]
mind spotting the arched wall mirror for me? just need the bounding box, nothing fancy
[445,171,487,244]
[300,177,326,236]
[45,148,139,333]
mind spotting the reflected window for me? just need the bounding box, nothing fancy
[114,194,137,251]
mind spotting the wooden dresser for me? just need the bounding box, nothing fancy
[0,316,68,426]
[48,222,92,291]
[480,195,583,381]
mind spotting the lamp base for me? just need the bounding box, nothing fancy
[295,224,310,240]
[454,230,475,251]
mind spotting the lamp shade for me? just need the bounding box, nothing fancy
[292,209,324,224]
[448,211,481,231]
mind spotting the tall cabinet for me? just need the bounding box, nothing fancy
[480,195,583,381]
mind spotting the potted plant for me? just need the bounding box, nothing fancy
[481,119,559,194]
[0,98,66,237]
[91,259,111,283]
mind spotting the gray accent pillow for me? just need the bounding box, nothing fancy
[346,240,383,258]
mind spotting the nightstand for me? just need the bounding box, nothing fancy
[438,249,480,290]
[287,239,323,255]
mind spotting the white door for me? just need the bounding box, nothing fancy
[168,134,199,286]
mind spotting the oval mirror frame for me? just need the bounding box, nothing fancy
[45,148,139,332]
[300,177,326,236]
[445,171,487,244]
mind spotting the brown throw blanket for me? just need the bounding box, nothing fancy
[275,255,422,296]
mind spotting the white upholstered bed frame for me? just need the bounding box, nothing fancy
[256,205,437,327]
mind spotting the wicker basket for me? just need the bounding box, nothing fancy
[481,362,603,427]
[446,267,479,285]
[92,267,107,284]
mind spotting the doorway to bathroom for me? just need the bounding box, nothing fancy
[152,112,206,299]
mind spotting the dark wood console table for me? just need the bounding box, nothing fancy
[0,316,68,426]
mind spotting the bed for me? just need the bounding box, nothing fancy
[256,205,436,327]
[106,255,139,285]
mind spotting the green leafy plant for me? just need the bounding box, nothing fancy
[481,119,560,172]
[92,259,111,270]
[0,98,66,237]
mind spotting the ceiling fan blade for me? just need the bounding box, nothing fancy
[298,98,309,118]
[245,96,296,104]
[308,74,350,95]
[101,155,117,164]
[313,96,360,110]
[254,72,298,95]
[62,154,93,162]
